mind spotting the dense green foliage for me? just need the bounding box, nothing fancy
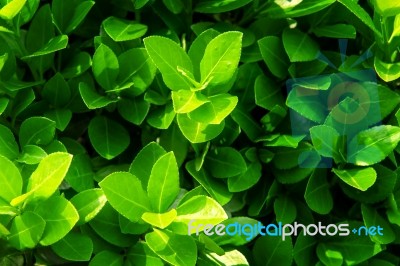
[1,0,400,265]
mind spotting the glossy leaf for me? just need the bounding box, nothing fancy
[282,28,319,62]
[51,232,93,261]
[70,189,107,225]
[34,196,79,246]
[92,44,119,91]
[333,167,377,191]
[88,116,130,160]
[19,117,56,147]
[103,16,147,42]
[0,156,22,202]
[348,125,400,166]
[11,152,73,205]
[146,229,197,266]
[144,36,194,91]
[148,152,180,212]
[8,212,45,250]
[200,31,243,86]
[99,172,151,222]
[0,124,19,160]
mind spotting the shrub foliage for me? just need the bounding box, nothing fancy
[1,0,400,265]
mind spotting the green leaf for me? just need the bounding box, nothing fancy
[319,223,383,264]
[89,251,123,266]
[8,212,45,250]
[0,124,19,160]
[361,204,395,244]
[92,44,119,91]
[198,249,249,266]
[186,161,233,205]
[188,29,220,80]
[99,172,151,222]
[305,169,333,214]
[348,125,400,166]
[263,134,305,148]
[117,97,150,125]
[144,36,194,91]
[146,229,197,266]
[0,97,9,115]
[310,125,342,162]
[44,109,72,131]
[22,35,68,59]
[117,48,157,94]
[200,31,242,86]
[146,103,176,129]
[142,209,177,229]
[377,84,400,120]
[61,52,92,79]
[70,189,107,225]
[11,152,72,206]
[374,55,400,82]
[64,153,94,192]
[274,195,297,224]
[103,16,147,42]
[253,234,293,266]
[172,90,209,113]
[333,167,377,191]
[317,244,343,266]
[371,0,400,17]
[0,156,22,202]
[148,152,180,212]
[228,161,261,192]
[195,0,252,13]
[282,28,319,62]
[126,242,164,266]
[19,116,56,147]
[51,232,93,261]
[34,196,79,246]
[198,234,225,255]
[291,75,331,91]
[337,0,381,37]
[119,215,149,235]
[17,145,47,164]
[170,195,227,234]
[341,164,397,203]
[254,74,284,110]
[231,107,263,141]
[163,0,183,13]
[188,94,238,124]
[89,203,135,247]
[177,113,225,143]
[42,73,71,107]
[293,234,317,266]
[79,82,118,109]
[312,24,356,39]
[88,116,130,160]
[265,0,335,18]
[286,87,326,123]
[205,147,247,178]
[0,0,26,20]
[52,0,94,34]
[129,142,167,190]
[258,36,288,79]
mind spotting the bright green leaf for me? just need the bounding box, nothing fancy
[103,16,147,42]
[333,167,377,191]
[88,116,130,160]
[99,172,151,222]
[35,196,79,246]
